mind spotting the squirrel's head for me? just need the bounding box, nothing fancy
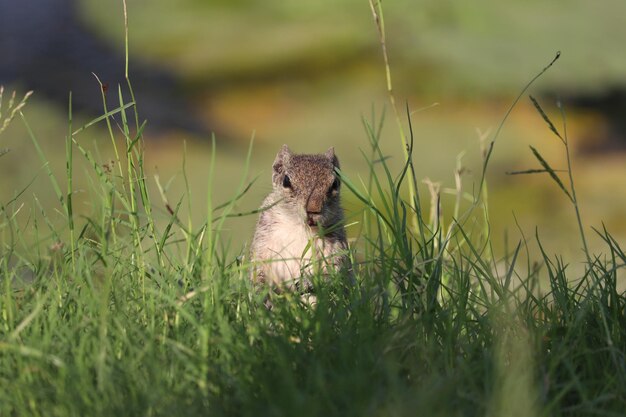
[272,144,342,229]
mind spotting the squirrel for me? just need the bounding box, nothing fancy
[250,145,351,296]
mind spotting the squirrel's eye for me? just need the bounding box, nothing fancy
[282,175,292,188]
[330,178,340,192]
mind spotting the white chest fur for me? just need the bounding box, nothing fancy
[267,217,320,284]
[256,209,331,286]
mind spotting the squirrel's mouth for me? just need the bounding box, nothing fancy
[306,213,321,227]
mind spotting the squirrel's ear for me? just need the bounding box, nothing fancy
[325,147,340,168]
[279,144,292,156]
[273,145,291,174]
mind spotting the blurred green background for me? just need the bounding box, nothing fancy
[2,0,626,260]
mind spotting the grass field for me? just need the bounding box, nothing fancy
[2,72,626,417]
[2,2,626,416]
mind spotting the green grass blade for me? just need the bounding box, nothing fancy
[529,145,573,202]
[71,102,135,136]
[66,92,76,270]
[529,95,564,143]
[20,112,63,205]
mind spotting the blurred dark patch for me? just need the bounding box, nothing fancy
[560,87,626,154]
[0,0,211,137]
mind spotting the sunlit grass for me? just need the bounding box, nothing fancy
[2,67,626,416]
[1,2,626,415]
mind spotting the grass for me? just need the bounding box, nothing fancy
[2,3,626,416]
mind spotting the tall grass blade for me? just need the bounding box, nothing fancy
[71,102,135,136]
[529,146,573,202]
[20,112,63,205]
[66,93,76,270]
[479,52,561,190]
[506,168,567,175]
[529,95,564,143]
